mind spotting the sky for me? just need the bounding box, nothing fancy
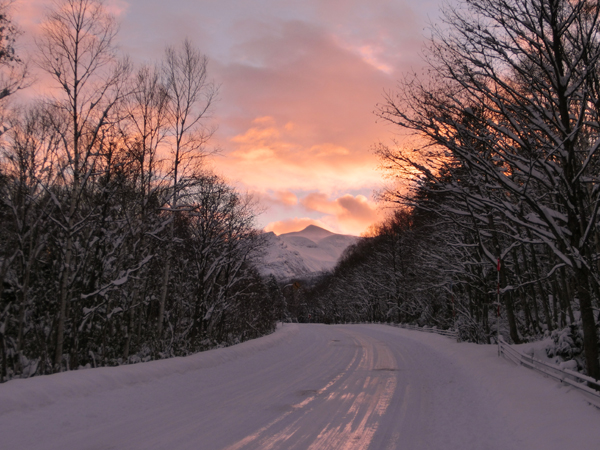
[12,0,446,236]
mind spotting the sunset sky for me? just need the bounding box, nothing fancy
[13,0,446,236]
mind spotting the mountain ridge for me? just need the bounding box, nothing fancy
[258,225,358,280]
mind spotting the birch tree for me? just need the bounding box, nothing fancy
[157,39,218,338]
[36,0,130,371]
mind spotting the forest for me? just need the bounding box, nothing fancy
[296,0,600,381]
[0,0,283,381]
[3,0,600,384]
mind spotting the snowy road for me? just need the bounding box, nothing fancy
[1,324,599,449]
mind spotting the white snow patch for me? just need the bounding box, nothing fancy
[260,225,357,279]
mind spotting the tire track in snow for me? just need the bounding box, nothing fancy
[1,324,541,450]
[223,334,362,450]
[304,335,397,450]
[225,331,399,450]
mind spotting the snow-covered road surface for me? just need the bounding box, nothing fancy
[1,324,599,449]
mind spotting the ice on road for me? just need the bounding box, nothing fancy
[1,324,599,449]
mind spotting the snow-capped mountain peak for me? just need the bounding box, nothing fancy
[281,224,334,242]
[259,225,357,280]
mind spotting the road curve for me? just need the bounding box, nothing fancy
[2,324,522,449]
[218,324,517,450]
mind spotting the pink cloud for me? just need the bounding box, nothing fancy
[205,13,427,234]
[300,193,382,236]
[254,189,299,208]
[10,0,437,238]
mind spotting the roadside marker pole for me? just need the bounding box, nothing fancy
[497,257,501,356]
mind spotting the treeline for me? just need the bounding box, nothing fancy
[300,210,453,329]
[0,0,279,381]
[307,0,600,380]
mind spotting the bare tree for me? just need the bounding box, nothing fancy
[378,0,600,379]
[0,1,28,108]
[119,64,170,358]
[122,64,169,206]
[156,39,218,338]
[35,0,130,371]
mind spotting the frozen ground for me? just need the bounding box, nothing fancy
[1,323,599,449]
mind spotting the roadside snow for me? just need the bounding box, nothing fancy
[378,325,600,449]
[0,323,300,417]
[0,323,598,450]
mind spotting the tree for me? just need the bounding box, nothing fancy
[35,0,130,371]
[378,0,600,378]
[156,39,218,338]
[0,105,58,373]
[0,1,28,109]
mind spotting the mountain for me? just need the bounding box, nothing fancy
[258,225,358,280]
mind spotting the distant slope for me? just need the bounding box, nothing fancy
[259,225,358,280]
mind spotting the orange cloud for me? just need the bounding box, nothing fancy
[299,193,382,236]
[302,193,377,218]
[221,115,382,195]
[275,190,298,206]
[256,189,298,207]
[301,193,339,215]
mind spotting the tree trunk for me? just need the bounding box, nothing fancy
[54,232,73,372]
[157,244,172,339]
[575,268,600,381]
[529,240,552,332]
[559,267,575,324]
[488,213,519,344]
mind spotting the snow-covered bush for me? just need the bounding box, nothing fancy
[546,324,584,362]
[456,316,489,344]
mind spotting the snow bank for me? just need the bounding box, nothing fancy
[375,325,600,450]
[0,323,299,417]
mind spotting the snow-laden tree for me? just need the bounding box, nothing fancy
[305,209,452,328]
[35,0,131,371]
[0,104,59,379]
[0,0,275,381]
[378,0,600,378]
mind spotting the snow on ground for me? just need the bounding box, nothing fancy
[1,323,599,449]
[514,337,554,361]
